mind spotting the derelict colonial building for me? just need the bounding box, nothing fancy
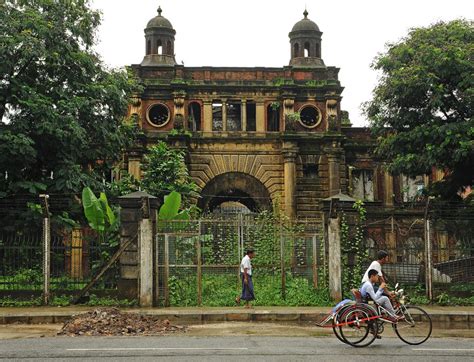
[115,7,468,299]
[125,7,443,232]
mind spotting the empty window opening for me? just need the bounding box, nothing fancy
[304,42,310,57]
[226,101,242,131]
[212,101,223,131]
[401,175,425,202]
[266,104,280,131]
[303,164,319,179]
[147,40,151,55]
[294,43,300,58]
[351,169,374,201]
[166,40,172,55]
[188,102,201,131]
[246,101,256,131]
[157,40,163,55]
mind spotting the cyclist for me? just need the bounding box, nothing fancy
[361,250,389,284]
[360,269,401,323]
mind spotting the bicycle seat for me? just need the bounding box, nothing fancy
[351,289,363,303]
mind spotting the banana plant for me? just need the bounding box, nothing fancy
[158,191,191,232]
[158,191,190,220]
[82,187,117,233]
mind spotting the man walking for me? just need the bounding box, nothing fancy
[235,249,255,308]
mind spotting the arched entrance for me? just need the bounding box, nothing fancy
[198,172,271,213]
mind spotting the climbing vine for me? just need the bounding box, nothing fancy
[341,200,368,296]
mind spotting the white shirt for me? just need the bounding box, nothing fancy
[240,255,252,276]
[361,260,382,283]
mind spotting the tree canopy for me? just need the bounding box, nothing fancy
[364,19,473,198]
[0,0,139,198]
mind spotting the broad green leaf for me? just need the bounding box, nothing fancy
[82,187,105,232]
[158,191,181,220]
[99,192,116,226]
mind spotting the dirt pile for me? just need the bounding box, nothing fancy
[58,308,187,336]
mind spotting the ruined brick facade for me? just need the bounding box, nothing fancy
[125,7,442,226]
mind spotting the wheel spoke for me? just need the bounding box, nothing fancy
[394,306,432,345]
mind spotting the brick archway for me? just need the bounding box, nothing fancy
[197,172,272,212]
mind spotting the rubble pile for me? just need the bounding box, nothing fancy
[58,308,187,336]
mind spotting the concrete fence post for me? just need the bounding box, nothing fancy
[40,194,50,305]
[328,216,342,302]
[118,191,158,303]
[139,196,153,307]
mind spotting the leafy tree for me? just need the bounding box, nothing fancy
[0,0,139,198]
[141,141,198,202]
[364,20,473,198]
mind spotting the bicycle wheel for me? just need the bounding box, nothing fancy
[332,304,353,344]
[338,306,378,347]
[394,305,432,345]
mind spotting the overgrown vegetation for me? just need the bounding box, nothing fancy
[168,274,332,307]
[141,141,198,203]
[163,208,330,306]
[341,201,368,297]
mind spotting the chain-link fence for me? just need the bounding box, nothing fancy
[0,193,122,301]
[155,216,327,307]
[343,207,473,301]
[0,228,119,294]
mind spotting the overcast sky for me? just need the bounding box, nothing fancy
[91,0,472,126]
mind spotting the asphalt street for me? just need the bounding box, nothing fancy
[0,336,473,361]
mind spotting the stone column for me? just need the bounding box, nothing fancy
[222,99,227,132]
[256,101,265,132]
[384,169,394,206]
[128,151,142,181]
[282,142,298,219]
[327,153,341,197]
[283,98,295,132]
[202,100,212,132]
[241,99,247,131]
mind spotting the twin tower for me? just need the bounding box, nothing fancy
[141,7,325,68]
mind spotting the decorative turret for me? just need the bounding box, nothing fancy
[289,10,325,68]
[141,6,177,66]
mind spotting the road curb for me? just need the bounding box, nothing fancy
[1,311,473,329]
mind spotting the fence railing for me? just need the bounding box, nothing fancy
[342,216,473,300]
[155,218,327,307]
[0,229,119,293]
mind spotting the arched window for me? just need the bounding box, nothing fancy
[267,103,280,132]
[304,42,310,57]
[293,43,300,58]
[157,39,162,55]
[146,40,151,55]
[188,102,202,131]
[166,40,172,55]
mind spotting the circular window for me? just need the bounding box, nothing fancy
[146,103,170,127]
[298,104,322,128]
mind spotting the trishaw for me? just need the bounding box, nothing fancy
[316,284,432,347]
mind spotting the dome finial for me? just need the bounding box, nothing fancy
[157,5,162,16]
[303,8,308,19]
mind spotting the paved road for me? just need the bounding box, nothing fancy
[0,336,473,361]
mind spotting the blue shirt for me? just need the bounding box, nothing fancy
[360,280,384,301]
